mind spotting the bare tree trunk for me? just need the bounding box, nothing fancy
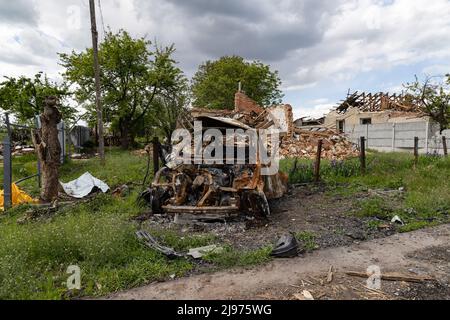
[33,97,62,203]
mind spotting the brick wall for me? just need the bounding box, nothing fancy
[234,92,263,114]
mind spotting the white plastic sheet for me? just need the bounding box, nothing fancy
[60,172,110,199]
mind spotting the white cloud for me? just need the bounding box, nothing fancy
[0,0,449,110]
[293,103,335,120]
[285,0,450,87]
[422,64,450,77]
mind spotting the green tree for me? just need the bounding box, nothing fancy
[0,72,75,124]
[59,30,185,149]
[405,74,450,133]
[149,78,190,144]
[192,55,283,110]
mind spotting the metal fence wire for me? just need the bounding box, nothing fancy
[1,113,67,209]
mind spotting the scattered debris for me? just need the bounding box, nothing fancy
[293,290,314,300]
[326,266,334,283]
[271,234,299,258]
[60,172,110,199]
[70,153,90,160]
[132,147,153,157]
[0,183,38,211]
[136,230,223,260]
[136,230,183,259]
[16,200,82,224]
[12,145,35,156]
[391,215,405,225]
[112,184,130,198]
[346,230,367,241]
[187,245,223,259]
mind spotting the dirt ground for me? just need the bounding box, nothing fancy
[247,243,450,301]
[108,224,450,300]
[112,185,450,300]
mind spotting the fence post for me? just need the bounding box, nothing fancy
[5,113,11,138]
[314,139,323,183]
[2,136,12,210]
[360,136,366,174]
[152,137,160,174]
[414,137,419,167]
[443,136,448,157]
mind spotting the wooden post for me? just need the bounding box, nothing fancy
[414,137,419,167]
[360,137,366,174]
[443,136,448,157]
[314,139,323,183]
[89,0,105,165]
[152,137,160,174]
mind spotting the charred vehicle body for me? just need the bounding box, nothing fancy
[140,91,291,219]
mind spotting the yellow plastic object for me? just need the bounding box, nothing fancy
[0,183,38,211]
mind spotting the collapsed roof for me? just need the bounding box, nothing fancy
[335,91,423,114]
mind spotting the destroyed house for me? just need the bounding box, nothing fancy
[322,91,448,154]
[324,91,424,133]
[294,117,325,129]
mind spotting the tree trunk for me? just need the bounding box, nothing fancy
[33,96,62,203]
[120,121,130,150]
[119,118,138,149]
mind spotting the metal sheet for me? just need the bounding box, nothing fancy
[197,116,252,130]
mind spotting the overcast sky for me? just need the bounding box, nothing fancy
[1,0,450,119]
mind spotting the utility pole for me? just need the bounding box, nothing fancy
[89,0,105,165]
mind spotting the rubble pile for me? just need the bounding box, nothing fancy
[0,143,35,157]
[280,129,359,160]
[190,91,358,161]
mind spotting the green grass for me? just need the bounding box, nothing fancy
[398,221,439,233]
[356,197,393,219]
[366,219,384,231]
[0,148,273,299]
[1,149,449,299]
[1,148,150,197]
[282,152,450,232]
[203,246,273,269]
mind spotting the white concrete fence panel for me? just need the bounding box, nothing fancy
[345,121,449,154]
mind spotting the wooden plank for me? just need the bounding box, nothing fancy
[346,271,433,283]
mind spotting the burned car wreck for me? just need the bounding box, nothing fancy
[140,91,291,220]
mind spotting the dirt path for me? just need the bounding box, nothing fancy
[108,224,450,300]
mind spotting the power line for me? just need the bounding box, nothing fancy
[97,0,106,41]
